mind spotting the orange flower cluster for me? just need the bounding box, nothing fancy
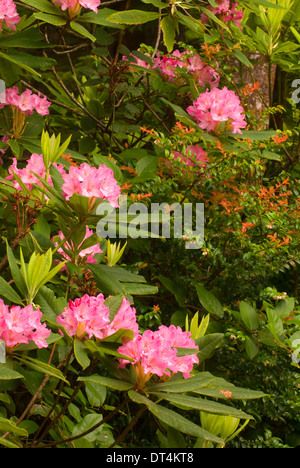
[243,81,260,97]
[272,134,289,146]
[201,43,221,60]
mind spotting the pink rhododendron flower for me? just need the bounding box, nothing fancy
[187,87,247,134]
[118,325,199,386]
[0,300,51,349]
[57,294,110,340]
[201,0,243,29]
[61,162,121,208]
[0,86,51,116]
[125,50,219,89]
[104,297,139,340]
[57,295,138,342]
[0,0,20,31]
[6,153,66,192]
[54,0,100,14]
[172,145,209,175]
[52,226,103,266]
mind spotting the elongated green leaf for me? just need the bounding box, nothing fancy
[78,375,133,391]
[107,10,161,25]
[0,364,24,381]
[6,242,27,296]
[240,301,259,331]
[151,393,253,419]
[16,355,69,384]
[0,277,23,305]
[147,372,216,393]
[196,285,224,318]
[34,12,67,26]
[70,21,96,41]
[196,333,224,363]
[74,339,91,370]
[161,15,176,53]
[128,390,223,444]
[0,417,28,437]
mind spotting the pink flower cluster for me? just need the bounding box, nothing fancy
[0,0,20,31]
[53,0,100,14]
[6,153,65,192]
[118,325,199,380]
[201,0,244,29]
[0,87,51,116]
[57,295,138,341]
[124,50,219,89]
[61,162,121,208]
[53,226,103,266]
[0,300,51,349]
[6,154,121,209]
[187,87,247,134]
[172,145,209,173]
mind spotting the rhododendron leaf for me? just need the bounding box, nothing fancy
[104,294,125,321]
[33,12,67,26]
[70,22,96,42]
[150,393,253,419]
[128,390,223,444]
[196,285,224,318]
[121,283,158,296]
[74,339,91,370]
[89,264,127,296]
[141,0,168,8]
[78,375,134,391]
[161,16,176,53]
[79,9,124,28]
[0,276,23,306]
[107,10,161,25]
[6,241,27,297]
[102,328,134,343]
[0,417,28,437]
[20,0,62,14]
[147,372,217,393]
[0,364,24,380]
[196,333,224,363]
[17,355,69,384]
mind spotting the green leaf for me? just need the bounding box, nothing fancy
[6,242,27,297]
[0,364,24,381]
[33,12,67,26]
[121,283,158,296]
[0,417,28,437]
[78,375,133,391]
[89,264,127,296]
[239,301,259,331]
[107,10,161,25]
[0,276,23,305]
[196,285,224,318]
[74,339,91,370]
[70,21,96,41]
[161,15,176,53]
[128,390,223,444]
[196,333,224,363]
[147,372,216,393]
[16,355,69,384]
[151,393,253,419]
[20,0,62,14]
